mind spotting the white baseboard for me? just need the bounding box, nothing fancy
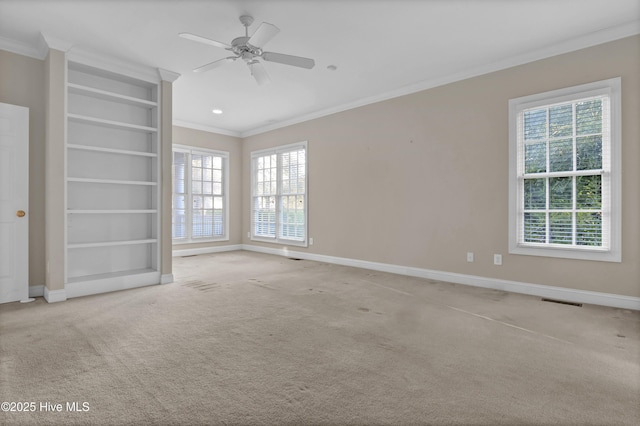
[242,244,640,311]
[173,244,243,257]
[161,274,174,284]
[29,285,44,298]
[44,287,67,303]
[65,271,160,299]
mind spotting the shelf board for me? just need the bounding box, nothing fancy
[67,268,158,284]
[68,83,158,108]
[67,209,157,214]
[67,144,157,157]
[68,113,157,133]
[67,239,158,249]
[67,177,157,186]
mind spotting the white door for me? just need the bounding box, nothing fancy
[0,102,29,303]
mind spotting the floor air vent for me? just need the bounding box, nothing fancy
[542,298,582,307]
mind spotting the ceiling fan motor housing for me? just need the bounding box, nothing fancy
[231,36,262,62]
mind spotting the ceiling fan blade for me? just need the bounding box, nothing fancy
[194,57,236,73]
[179,32,231,49]
[249,61,271,86]
[262,52,315,69]
[248,22,280,48]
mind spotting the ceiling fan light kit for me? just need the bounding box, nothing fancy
[180,15,315,85]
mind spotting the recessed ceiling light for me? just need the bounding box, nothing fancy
[327,65,337,71]
[212,109,223,114]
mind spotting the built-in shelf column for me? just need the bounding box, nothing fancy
[65,61,162,297]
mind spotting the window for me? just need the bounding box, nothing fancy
[172,145,228,242]
[251,142,307,246]
[509,78,621,262]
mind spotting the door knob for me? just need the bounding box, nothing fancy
[16,210,25,217]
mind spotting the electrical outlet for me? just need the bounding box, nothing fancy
[494,254,502,265]
[309,237,314,245]
[466,252,474,262]
[247,231,250,239]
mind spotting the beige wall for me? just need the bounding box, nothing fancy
[160,81,173,276]
[242,35,640,298]
[44,48,66,292]
[172,126,243,250]
[0,50,46,288]
[1,35,638,299]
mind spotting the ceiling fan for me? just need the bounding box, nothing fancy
[179,15,315,85]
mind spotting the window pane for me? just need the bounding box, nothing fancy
[212,156,222,169]
[173,209,186,239]
[576,212,602,246]
[192,180,202,194]
[576,175,601,209]
[576,99,602,135]
[549,139,573,172]
[549,212,572,244]
[524,213,546,243]
[192,155,202,167]
[202,155,213,168]
[254,196,276,237]
[203,182,213,195]
[192,210,212,238]
[191,210,203,237]
[549,177,572,209]
[524,179,546,210]
[525,142,546,173]
[173,152,186,194]
[173,195,185,210]
[213,208,224,236]
[576,136,602,170]
[192,167,202,181]
[524,109,547,140]
[549,104,573,138]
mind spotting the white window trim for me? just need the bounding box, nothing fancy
[508,78,621,262]
[250,141,308,247]
[172,144,230,244]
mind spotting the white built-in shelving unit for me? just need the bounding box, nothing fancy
[66,61,161,294]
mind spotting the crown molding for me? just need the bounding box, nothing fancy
[66,47,162,83]
[173,120,242,138]
[0,35,43,59]
[38,32,74,58]
[241,20,640,138]
[158,68,181,83]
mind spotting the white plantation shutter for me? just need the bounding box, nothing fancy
[172,151,187,239]
[252,142,308,245]
[509,78,621,262]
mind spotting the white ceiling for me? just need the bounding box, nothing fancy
[1,0,639,137]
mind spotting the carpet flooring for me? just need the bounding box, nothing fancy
[1,251,639,425]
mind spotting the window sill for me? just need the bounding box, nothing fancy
[509,244,620,262]
[172,238,229,245]
[250,236,308,248]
